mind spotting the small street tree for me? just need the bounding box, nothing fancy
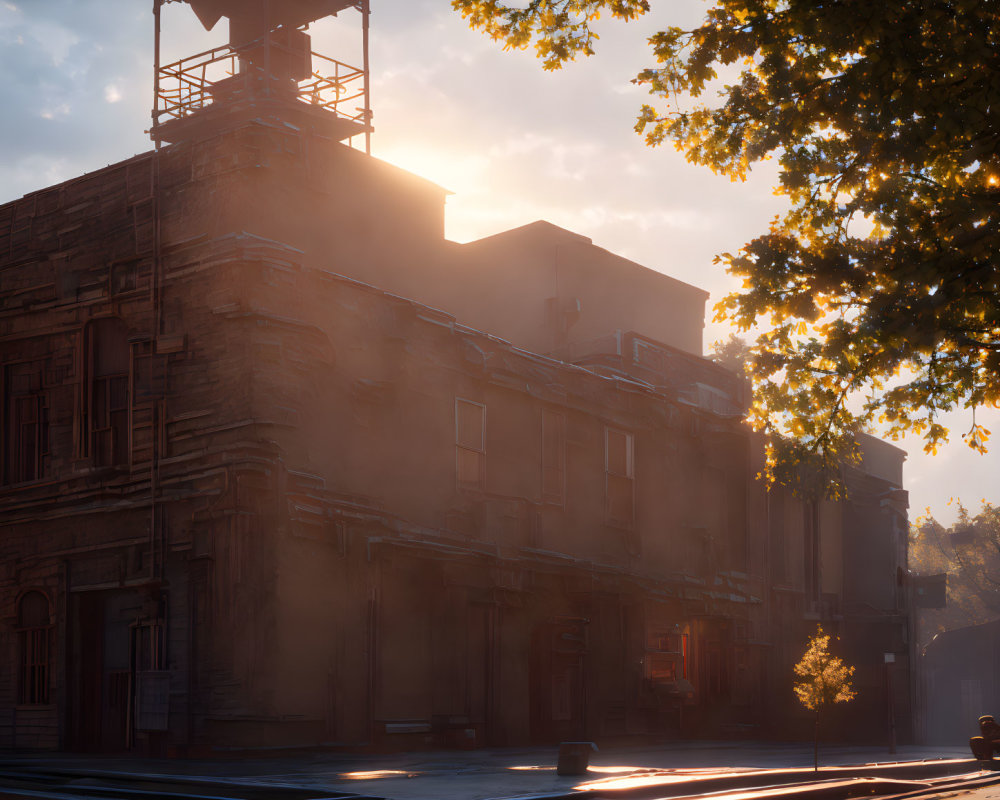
[793,627,856,771]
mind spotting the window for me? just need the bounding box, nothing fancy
[455,399,485,489]
[2,363,49,485]
[85,318,130,467]
[605,427,634,526]
[134,618,168,732]
[683,527,711,575]
[17,591,50,705]
[541,409,566,503]
[703,466,726,542]
[804,500,820,608]
[768,489,786,583]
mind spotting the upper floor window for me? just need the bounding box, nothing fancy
[704,464,726,544]
[2,362,49,485]
[768,488,787,583]
[455,398,485,489]
[804,500,820,609]
[605,427,634,526]
[17,591,50,705]
[541,409,566,504]
[85,318,130,467]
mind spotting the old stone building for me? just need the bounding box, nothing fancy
[0,0,913,754]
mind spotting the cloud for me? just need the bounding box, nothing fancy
[0,0,162,200]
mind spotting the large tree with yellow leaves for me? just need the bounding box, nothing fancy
[455,0,1000,493]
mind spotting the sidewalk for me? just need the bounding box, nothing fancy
[0,741,974,800]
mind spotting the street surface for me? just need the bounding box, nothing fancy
[929,786,1000,800]
[0,742,984,800]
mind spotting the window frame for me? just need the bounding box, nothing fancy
[604,426,635,527]
[455,398,486,490]
[2,361,50,486]
[83,318,132,468]
[541,408,567,505]
[16,591,52,707]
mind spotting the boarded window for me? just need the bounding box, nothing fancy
[541,409,566,503]
[134,619,168,731]
[86,318,130,467]
[455,399,485,489]
[3,363,49,485]
[645,627,689,686]
[18,591,50,705]
[605,427,634,526]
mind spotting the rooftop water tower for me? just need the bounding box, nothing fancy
[150,0,372,152]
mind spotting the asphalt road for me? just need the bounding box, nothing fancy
[932,786,1000,800]
[0,743,980,800]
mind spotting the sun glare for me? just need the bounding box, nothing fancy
[508,765,557,771]
[586,765,647,774]
[377,144,488,196]
[340,770,417,780]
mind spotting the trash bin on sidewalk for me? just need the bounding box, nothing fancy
[557,741,598,776]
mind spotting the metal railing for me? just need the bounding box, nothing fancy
[156,44,233,121]
[155,42,369,126]
[300,51,367,122]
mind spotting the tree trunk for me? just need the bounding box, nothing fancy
[814,710,821,771]
[814,710,820,771]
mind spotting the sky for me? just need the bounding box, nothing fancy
[1,0,996,526]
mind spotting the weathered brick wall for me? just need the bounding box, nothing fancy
[0,115,906,749]
[0,139,291,749]
[187,235,770,743]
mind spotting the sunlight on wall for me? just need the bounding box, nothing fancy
[377,144,489,197]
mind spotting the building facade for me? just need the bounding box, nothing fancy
[0,1,913,754]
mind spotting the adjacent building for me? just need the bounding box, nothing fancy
[923,620,1000,746]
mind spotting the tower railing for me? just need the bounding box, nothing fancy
[154,40,368,126]
[300,51,367,121]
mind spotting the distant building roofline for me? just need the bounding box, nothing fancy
[856,430,908,460]
[460,219,711,300]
